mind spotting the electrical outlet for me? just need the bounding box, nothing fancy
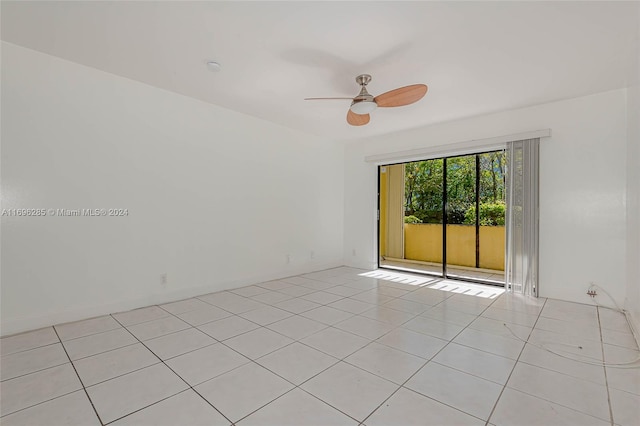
[160,273,168,287]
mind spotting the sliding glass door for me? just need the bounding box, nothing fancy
[378,150,506,286]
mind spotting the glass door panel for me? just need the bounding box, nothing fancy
[478,151,506,284]
[403,159,443,275]
[445,155,479,280]
[378,150,505,287]
[379,159,443,276]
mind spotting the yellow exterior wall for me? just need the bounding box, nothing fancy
[404,224,505,271]
[446,225,476,268]
[405,224,442,263]
[479,226,505,270]
[379,167,388,256]
[379,164,404,259]
[386,165,405,258]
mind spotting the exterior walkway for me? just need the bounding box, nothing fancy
[381,259,505,284]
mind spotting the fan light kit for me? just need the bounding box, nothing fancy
[350,100,377,114]
[305,74,428,126]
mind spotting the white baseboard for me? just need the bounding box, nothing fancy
[1,260,344,337]
[344,258,378,271]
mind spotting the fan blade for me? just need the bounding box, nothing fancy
[304,97,354,101]
[374,84,428,107]
[347,110,370,126]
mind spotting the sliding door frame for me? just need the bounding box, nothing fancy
[442,157,448,278]
[377,149,506,288]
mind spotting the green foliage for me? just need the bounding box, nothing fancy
[404,159,444,224]
[404,151,506,225]
[464,202,506,226]
[448,208,468,225]
[404,215,422,224]
[404,160,443,223]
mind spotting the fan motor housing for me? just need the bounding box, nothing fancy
[356,74,372,86]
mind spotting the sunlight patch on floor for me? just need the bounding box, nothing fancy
[360,270,505,299]
[426,279,505,299]
[359,269,439,287]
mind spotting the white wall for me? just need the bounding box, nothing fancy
[1,42,344,335]
[626,84,640,335]
[344,89,628,305]
[624,4,640,335]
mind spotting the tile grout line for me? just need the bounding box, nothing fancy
[221,323,411,425]
[192,278,430,350]
[483,303,616,424]
[189,334,313,422]
[2,271,515,425]
[0,388,85,420]
[297,288,512,370]
[381,303,540,379]
[229,361,362,425]
[195,272,443,327]
[4,272,368,410]
[597,306,616,426]
[358,289,503,425]
[484,363,616,423]
[0,340,61,358]
[103,388,209,426]
[51,325,106,426]
[168,279,433,424]
[79,359,165,389]
[0,345,70,383]
[66,340,139,363]
[173,320,360,424]
[56,325,128,343]
[63,310,309,365]
[106,314,236,426]
[72,327,231,388]
[483,296,548,426]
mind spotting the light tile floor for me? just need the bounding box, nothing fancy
[1,267,639,425]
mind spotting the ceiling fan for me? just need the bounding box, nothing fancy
[304,74,428,126]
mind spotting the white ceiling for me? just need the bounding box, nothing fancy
[2,1,638,141]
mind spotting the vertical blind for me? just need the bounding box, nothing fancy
[505,138,540,296]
